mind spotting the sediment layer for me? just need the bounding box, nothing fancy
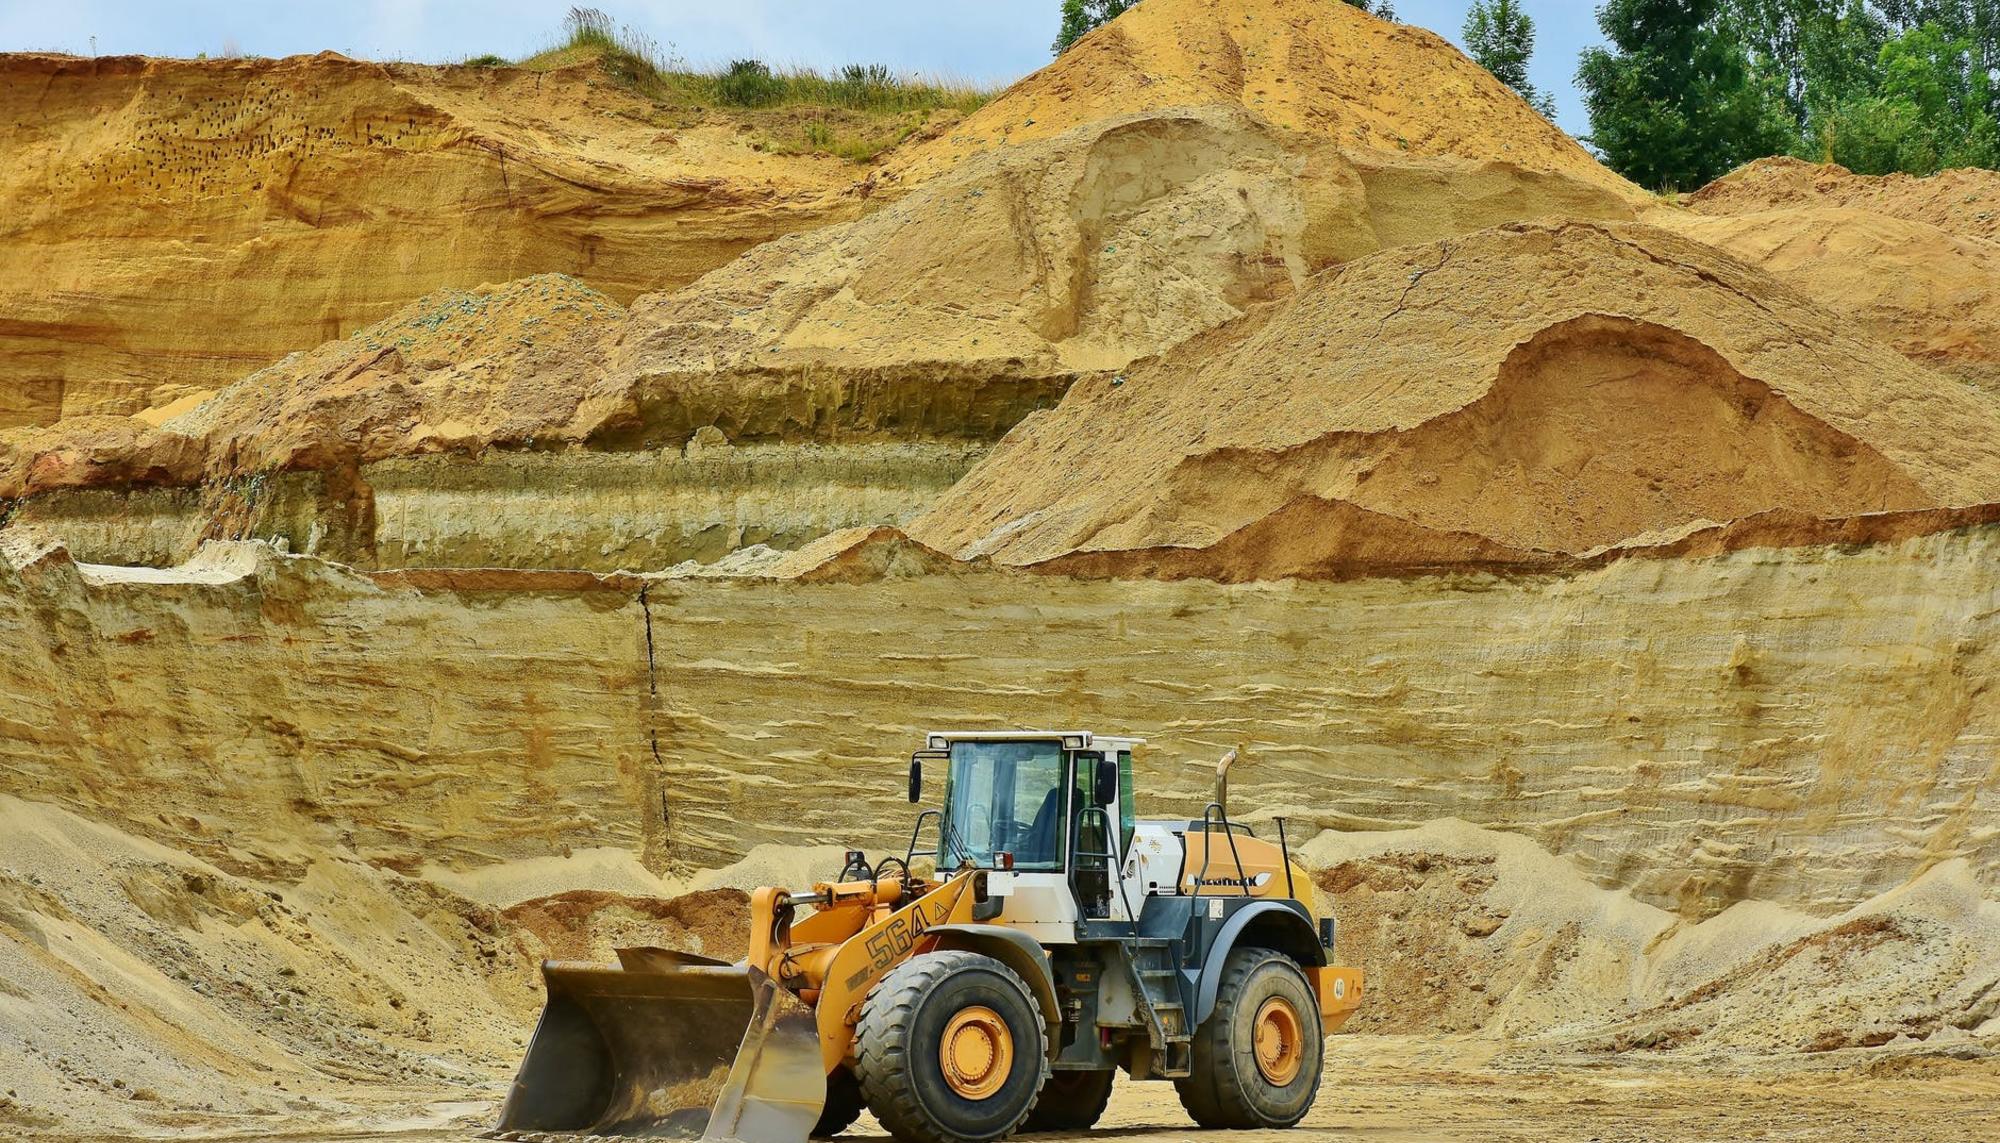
[4,526,1995,919]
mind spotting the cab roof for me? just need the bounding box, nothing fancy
[924,730,1146,751]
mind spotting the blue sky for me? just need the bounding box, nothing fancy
[0,1,1607,139]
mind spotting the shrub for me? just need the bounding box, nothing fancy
[717,59,786,107]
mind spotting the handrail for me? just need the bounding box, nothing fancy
[905,805,975,874]
[1276,816,1295,901]
[905,808,943,867]
[1191,801,1252,899]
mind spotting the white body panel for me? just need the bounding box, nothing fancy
[1126,821,1187,897]
[988,871,1080,943]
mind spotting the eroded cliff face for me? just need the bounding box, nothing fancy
[0,52,864,427]
[3,527,1994,921]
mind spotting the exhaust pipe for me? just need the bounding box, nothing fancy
[1214,747,1238,818]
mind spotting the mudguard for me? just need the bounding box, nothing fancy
[924,923,1064,1058]
[1191,900,1325,1026]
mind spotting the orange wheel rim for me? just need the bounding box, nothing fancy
[940,1005,1014,1099]
[1253,996,1305,1086]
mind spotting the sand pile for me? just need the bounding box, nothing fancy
[0,107,1327,500]
[1662,207,2000,389]
[615,105,1314,390]
[885,0,1636,200]
[3,0,1656,534]
[500,888,749,963]
[1660,159,2000,391]
[1306,821,2000,1057]
[0,274,621,500]
[0,793,775,1138]
[908,220,2000,579]
[1688,156,2000,243]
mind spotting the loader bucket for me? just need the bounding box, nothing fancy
[493,951,825,1142]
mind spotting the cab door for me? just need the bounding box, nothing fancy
[1068,751,1132,922]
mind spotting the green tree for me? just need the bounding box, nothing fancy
[1054,0,1136,54]
[1347,0,1398,17]
[1577,0,1798,189]
[1463,0,1555,115]
[1726,1,1998,173]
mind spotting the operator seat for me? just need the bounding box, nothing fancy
[1018,786,1063,865]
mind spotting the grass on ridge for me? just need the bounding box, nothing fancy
[504,7,994,162]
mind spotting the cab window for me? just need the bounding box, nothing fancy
[942,740,1066,871]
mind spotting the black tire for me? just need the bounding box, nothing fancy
[855,950,1049,1143]
[1021,1068,1114,1132]
[813,1065,865,1137]
[1174,949,1324,1130]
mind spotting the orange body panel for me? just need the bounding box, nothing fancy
[1179,831,1311,901]
[1307,965,1364,1033]
[807,871,980,1073]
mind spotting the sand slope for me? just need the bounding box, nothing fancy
[884,0,1637,200]
[909,220,2000,576]
[1665,159,2000,391]
[0,52,862,427]
[1689,156,2000,243]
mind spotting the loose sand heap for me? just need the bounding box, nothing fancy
[909,220,2000,578]
[1305,821,2000,1056]
[1688,156,2000,243]
[0,275,621,500]
[885,0,1637,201]
[1664,158,2000,391]
[0,795,802,1138]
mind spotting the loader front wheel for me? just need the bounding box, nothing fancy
[1175,949,1323,1129]
[813,1065,865,1137]
[856,950,1047,1143]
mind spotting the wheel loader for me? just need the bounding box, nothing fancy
[489,731,1363,1143]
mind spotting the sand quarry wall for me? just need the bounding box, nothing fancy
[0,53,861,427]
[2,527,1995,921]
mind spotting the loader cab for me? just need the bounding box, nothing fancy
[914,731,1142,942]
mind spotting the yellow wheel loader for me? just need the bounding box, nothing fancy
[489,731,1363,1143]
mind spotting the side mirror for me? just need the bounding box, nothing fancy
[908,757,922,804]
[1095,756,1119,808]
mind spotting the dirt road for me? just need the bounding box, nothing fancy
[51,1036,1999,1143]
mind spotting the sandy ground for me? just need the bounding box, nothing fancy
[50,1037,2000,1143]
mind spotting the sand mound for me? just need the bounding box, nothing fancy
[908,220,2000,578]
[0,792,781,1137]
[1308,821,2000,1056]
[0,274,621,500]
[1663,207,2000,390]
[617,106,1312,386]
[3,98,1649,511]
[1670,160,2000,392]
[762,526,968,583]
[500,888,749,964]
[884,0,1636,202]
[1688,156,2000,244]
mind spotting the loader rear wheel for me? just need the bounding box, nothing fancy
[856,950,1048,1143]
[1175,949,1323,1129]
[813,1065,865,1137]
[1021,1068,1114,1132]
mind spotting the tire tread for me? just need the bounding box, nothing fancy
[854,950,1047,1143]
[1173,948,1322,1130]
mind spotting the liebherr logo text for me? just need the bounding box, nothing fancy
[1194,871,1273,889]
[845,899,941,991]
